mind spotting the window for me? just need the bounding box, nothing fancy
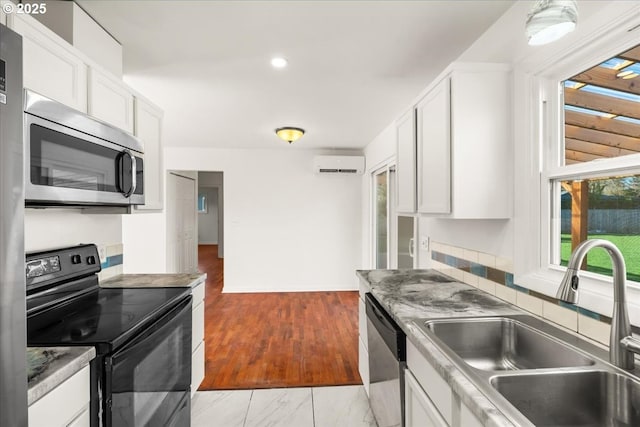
[550,44,640,284]
[515,4,640,317]
[197,193,207,213]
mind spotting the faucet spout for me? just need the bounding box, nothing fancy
[556,239,637,370]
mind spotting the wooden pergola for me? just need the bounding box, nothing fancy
[562,44,640,254]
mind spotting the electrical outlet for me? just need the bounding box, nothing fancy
[420,236,430,251]
[97,245,107,264]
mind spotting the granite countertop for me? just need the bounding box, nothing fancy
[27,347,95,406]
[100,273,207,289]
[357,269,522,427]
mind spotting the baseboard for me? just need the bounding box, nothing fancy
[221,284,358,293]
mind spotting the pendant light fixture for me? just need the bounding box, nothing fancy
[526,0,578,46]
[275,127,305,144]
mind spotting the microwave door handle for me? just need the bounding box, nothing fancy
[130,153,137,197]
[121,150,136,197]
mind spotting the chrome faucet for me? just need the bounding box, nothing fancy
[556,239,640,370]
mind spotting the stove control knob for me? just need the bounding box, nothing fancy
[71,254,81,264]
[87,255,97,265]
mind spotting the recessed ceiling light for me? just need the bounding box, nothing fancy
[271,57,288,68]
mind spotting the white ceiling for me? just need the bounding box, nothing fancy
[76,0,515,150]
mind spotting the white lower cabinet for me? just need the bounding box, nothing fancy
[405,368,448,427]
[406,340,484,427]
[29,365,90,427]
[358,279,371,395]
[460,401,484,427]
[191,281,206,397]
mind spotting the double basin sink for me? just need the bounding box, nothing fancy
[413,315,640,426]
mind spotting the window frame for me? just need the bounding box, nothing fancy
[515,5,640,321]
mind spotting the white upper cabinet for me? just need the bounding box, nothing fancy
[396,109,417,213]
[134,97,164,210]
[88,67,134,133]
[416,77,451,214]
[398,63,512,218]
[8,13,88,112]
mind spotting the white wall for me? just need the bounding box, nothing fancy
[25,209,121,252]
[127,147,362,292]
[198,187,219,244]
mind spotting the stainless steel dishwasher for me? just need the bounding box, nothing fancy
[366,293,406,427]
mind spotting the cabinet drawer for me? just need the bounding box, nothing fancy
[405,368,448,427]
[192,282,205,305]
[192,301,205,350]
[460,402,483,427]
[359,337,370,396]
[67,406,90,427]
[407,341,453,425]
[191,341,205,398]
[358,297,367,351]
[29,365,90,427]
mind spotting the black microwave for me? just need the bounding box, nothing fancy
[24,90,144,208]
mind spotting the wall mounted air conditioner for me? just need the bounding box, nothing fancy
[313,155,365,175]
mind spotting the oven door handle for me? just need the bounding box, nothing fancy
[111,295,192,360]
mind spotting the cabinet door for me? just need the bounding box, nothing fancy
[405,369,449,427]
[134,98,164,210]
[88,67,134,133]
[191,341,205,398]
[416,77,451,214]
[29,365,90,427]
[9,14,87,112]
[396,110,416,213]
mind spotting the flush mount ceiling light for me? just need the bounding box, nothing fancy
[275,127,305,144]
[526,0,578,46]
[271,57,288,68]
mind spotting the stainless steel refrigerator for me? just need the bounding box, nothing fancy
[0,23,27,427]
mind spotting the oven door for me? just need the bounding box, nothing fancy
[105,296,192,427]
[25,114,144,206]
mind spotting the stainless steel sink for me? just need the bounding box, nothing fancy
[411,314,640,426]
[417,317,594,371]
[491,370,640,426]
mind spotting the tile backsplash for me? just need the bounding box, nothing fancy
[98,243,123,281]
[430,241,612,347]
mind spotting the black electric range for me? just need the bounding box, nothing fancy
[26,244,192,427]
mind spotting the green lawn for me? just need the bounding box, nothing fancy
[561,234,640,282]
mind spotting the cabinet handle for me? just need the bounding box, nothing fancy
[409,238,415,258]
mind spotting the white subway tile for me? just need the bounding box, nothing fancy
[106,243,123,257]
[516,292,543,316]
[495,256,513,273]
[494,286,517,304]
[578,314,611,346]
[463,272,479,288]
[543,302,578,331]
[478,252,496,268]
[477,278,496,295]
[462,249,479,263]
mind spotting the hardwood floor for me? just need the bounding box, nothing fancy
[197,245,362,390]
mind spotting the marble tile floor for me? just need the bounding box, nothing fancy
[192,385,378,427]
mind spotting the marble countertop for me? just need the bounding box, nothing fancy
[27,347,95,406]
[357,269,522,427]
[100,273,207,289]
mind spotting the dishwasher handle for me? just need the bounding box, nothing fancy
[365,293,406,361]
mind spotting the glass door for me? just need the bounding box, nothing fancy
[397,216,416,268]
[374,169,388,268]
